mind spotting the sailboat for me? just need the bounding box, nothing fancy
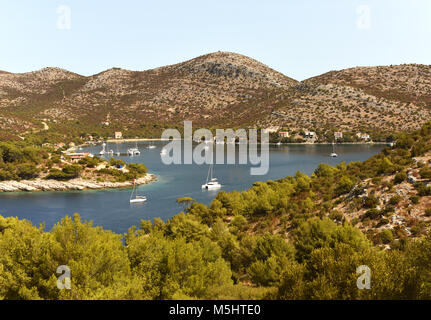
[107,144,114,156]
[130,179,147,203]
[202,163,222,190]
[147,141,156,149]
[330,142,338,157]
[99,142,106,156]
[115,144,121,156]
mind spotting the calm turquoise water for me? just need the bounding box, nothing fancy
[0,142,384,233]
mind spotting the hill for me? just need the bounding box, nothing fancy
[0,53,430,141]
[262,64,431,135]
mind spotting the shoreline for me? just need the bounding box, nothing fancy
[95,139,389,145]
[0,174,157,193]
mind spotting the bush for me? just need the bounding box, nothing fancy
[79,156,101,168]
[364,209,380,220]
[109,158,126,168]
[394,171,407,184]
[419,167,431,179]
[363,196,379,209]
[416,183,431,197]
[389,195,402,206]
[127,163,148,176]
[46,169,72,181]
[47,165,82,181]
[380,229,394,244]
[334,176,355,196]
[410,195,420,204]
[62,165,82,178]
[15,163,39,180]
[0,168,17,181]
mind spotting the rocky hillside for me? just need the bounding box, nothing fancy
[0,52,297,139]
[0,53,430,140]
[262,64,431,134]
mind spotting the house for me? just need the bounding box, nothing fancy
[278,131,290,138]
[357,133,371,141]
[304,131,316,139]
[67,152,93,163]
[114,132,123,139]
[334,132,343,140]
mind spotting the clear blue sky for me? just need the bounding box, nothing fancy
[0,0,430,80]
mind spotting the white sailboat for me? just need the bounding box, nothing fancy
[330,142,338,157]
[147,141,156,149]
[115,144,121,156]
[202,163,222,190]
[99,142,106,156]
[107,145,114,156]
[130,179,147,203]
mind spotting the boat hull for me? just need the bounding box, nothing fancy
[202,184,222,190]
[130,199,147,203]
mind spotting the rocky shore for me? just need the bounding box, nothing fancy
[0,174,156,193]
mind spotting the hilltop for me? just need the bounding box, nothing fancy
[262,64,431,135]
[0,53,430,141]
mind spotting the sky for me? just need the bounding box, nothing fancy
[0,0,430,80]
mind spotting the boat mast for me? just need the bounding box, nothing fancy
[130,179,136,200]
[206,164,211,183]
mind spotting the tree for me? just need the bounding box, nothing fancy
[176,197,195,211]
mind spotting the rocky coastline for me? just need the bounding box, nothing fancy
[0,174,156,193]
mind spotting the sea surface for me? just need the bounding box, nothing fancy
[0,142,384,234]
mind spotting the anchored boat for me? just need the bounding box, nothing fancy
[130,179,147,203]
[202,163,222,190]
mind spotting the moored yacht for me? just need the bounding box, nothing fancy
[202,163,222,190]
[330,142,338,157]
[130,179,147,203]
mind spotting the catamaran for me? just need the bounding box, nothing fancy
[127,142,140,156]
[330,142,338,157]
[130,179,147,203]
[202,163,222,190]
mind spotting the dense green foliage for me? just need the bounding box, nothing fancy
[0,142,44,181]
[2,122,431,300]
[1,212,431,300]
